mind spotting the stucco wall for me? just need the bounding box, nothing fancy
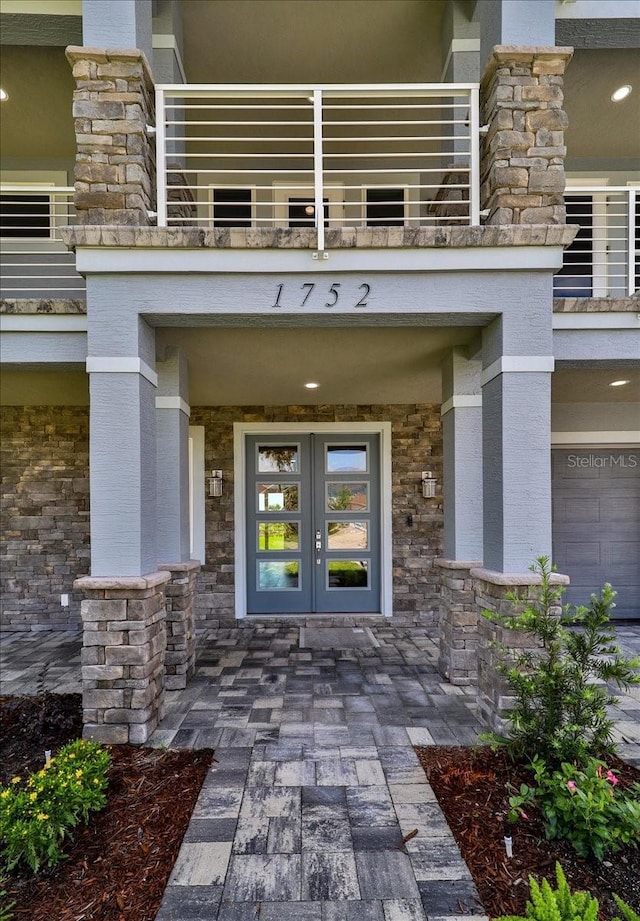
[0,406,89,631]
[190,403,444,626]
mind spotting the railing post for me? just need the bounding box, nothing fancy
[156,87,167,228]
[628,188,637,297]
[469,85,480,227]
[313,88,325,252]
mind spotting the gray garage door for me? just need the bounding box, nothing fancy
[552,449,640,620]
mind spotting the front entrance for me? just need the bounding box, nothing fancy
[245,433,380,614]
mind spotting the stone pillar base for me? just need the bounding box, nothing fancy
[160,560,200,690]
[436,559,483,685]
[471,567,569,734]
[74,571,170,744]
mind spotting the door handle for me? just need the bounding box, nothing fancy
[315,529,322,551]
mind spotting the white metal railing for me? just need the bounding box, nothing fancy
[156,83,480,248]
[0,186,85,298]
[555,187,639,298]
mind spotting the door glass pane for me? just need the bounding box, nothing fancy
[258,445,299,472]
[258,560,300,590]
[326,445,367,473]
[258,483,299,511]
[327,560,368,588]
[327,482,368,511]
[327,522,368,550]
[258,522,300,550]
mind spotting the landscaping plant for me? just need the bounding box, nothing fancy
[0,738,110,873]
[483,556,640,767]
[508,756,640,860]
[495,863,639,921]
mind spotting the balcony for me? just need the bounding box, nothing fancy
[155,83,480,249]
[555,187,639,299]
[0,187,85,299]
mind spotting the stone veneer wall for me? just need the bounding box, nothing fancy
[190,404,444,625]
[0,407,89,631]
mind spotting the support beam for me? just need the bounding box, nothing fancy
[82,0,152,63]
[156,348,191,564]
[441,348,483,562]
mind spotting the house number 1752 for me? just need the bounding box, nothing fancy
[271,282,371,309]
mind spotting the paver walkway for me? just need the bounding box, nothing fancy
[2,621,639,921]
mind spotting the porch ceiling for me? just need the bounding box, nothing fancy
[552,368,640,403]
[155,325,476,405]
[180,0,446,85]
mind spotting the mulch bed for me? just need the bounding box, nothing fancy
[417,745,640,919]
[1,694,214,921]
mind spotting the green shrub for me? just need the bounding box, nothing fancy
[496,864,640,921]
[529,756,640,861]
[613,895,640,921]
[497,863,598,921]
[0,739,110,874]
[482,556,640,767]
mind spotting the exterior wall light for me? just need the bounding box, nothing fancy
[209,470,223,497]
[0,89,8,102]
[422,470,437,498]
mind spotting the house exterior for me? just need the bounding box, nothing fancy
[1,0,638,743]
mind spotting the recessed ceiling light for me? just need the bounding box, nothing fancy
[304,381,320,389]
[0,89,8,102]
[611,85,632,102]
[609,379,630,387]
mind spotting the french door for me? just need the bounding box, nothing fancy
[246,433,380,614]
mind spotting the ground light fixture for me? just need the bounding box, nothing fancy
[609,379,630,387]
[611,85,632,102]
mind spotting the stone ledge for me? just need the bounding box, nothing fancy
[61,224,578,251]
[159,560,201,574]
[470,567,570,586]
[1,298,86,315]
[553,296,640,313]
[436,558,483,571]
[74,571,171,592]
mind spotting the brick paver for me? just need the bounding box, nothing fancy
[2,620,639,919]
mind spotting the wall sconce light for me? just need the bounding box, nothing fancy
[422,470,437,498]
[209,470,223,497]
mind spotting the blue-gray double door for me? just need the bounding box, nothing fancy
[246,433,380,614]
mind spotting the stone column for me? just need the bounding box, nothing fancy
[66,46,156,226]
[161,561,199,690]
[473,568,569,732]
[75,571,170,744]
[437,560,483,685]
[480,46,573,225]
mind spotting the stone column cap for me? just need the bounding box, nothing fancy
[482,45,574,86]
[74,570,171,591]
[65,45,154,91]
[436,558,483,570]
[470,566,570,586]
[158,560,202,573]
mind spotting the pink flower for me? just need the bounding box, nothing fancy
[606,770,619,786]
[567,780,577,791]
[520,811,529,820]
